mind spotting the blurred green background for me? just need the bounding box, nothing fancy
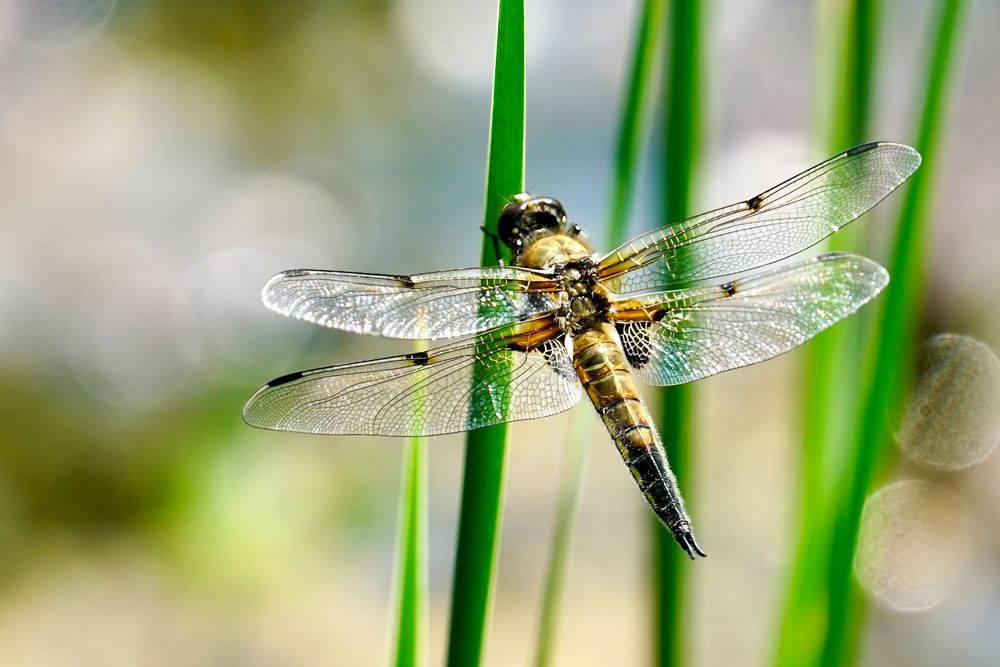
[1,0,999,665]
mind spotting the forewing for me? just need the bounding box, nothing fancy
[262,266,560,339]
[599,142,919,294]
[612,253,888,385]
[243,318,581,436]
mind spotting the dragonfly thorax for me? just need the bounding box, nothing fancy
[558,258,610,333]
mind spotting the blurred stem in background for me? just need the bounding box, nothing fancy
[532,408,591,667]
[775,1,881,664]
[653,1,702,666]
[821,1,967,665]
[607,0,669,244]
[532,1,666,664]
[445,1,523,666]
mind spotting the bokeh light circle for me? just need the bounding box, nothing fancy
[67,272,200,408]
[854,480,977,612]
[896,334,1000,471]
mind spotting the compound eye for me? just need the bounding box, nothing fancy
[497,201,523,247]
[524,209,559,231]
[523,197,567,233]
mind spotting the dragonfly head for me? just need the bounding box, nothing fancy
[497,194,574,255]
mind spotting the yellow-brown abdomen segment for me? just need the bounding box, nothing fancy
[572,327,705,558]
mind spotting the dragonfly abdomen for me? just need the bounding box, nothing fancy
[572,327,706,559]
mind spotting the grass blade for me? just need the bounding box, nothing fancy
[391,432,427,667]
[774,2,882,664]
[445,1,524,665]
[392,334,431,665]
[532,3,666,664]
[820,2,968,665]
[653,1,702,665]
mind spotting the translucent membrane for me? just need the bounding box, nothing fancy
[854,480,976,611]
[896,334,1000,471]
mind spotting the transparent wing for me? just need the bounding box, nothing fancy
[611,253,888,385]
[262,266,561,340]
[243,317,581,436]
[598,142,919,294]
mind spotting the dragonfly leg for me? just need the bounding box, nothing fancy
[480,223,504,265]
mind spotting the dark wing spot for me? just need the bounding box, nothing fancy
[394,275,417,288]
[538,336,576,380]
[746,194,764,212]
[266,370,306,388]
[721,281,738,297]
[617,322,652,369]
[405,351,431,365]
[845,141,880,156]
[521,292,556,319]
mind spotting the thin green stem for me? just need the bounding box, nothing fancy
[445,1,524,665]
[654,1,702,665]
[820,2,967,665]
[651,388,694,667]
[391,433,427,667]
[775,3,881,664]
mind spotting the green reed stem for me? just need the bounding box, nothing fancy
[653,1,702,665]
[820,2,967,665]
[391,433,427,667]
[775,2,881,665]
[445,1,523,665]
[532,3,666,664]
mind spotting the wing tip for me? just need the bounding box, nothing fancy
[241,395,267,429]
[874,263,890,291]
[855,140,923,174]
[242,370,311,430]
[260,270,293,311]
[844,141,922,174]
[815,252,890,290]
[260,270,327,322]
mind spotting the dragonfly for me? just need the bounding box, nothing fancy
[244,141,921,559]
